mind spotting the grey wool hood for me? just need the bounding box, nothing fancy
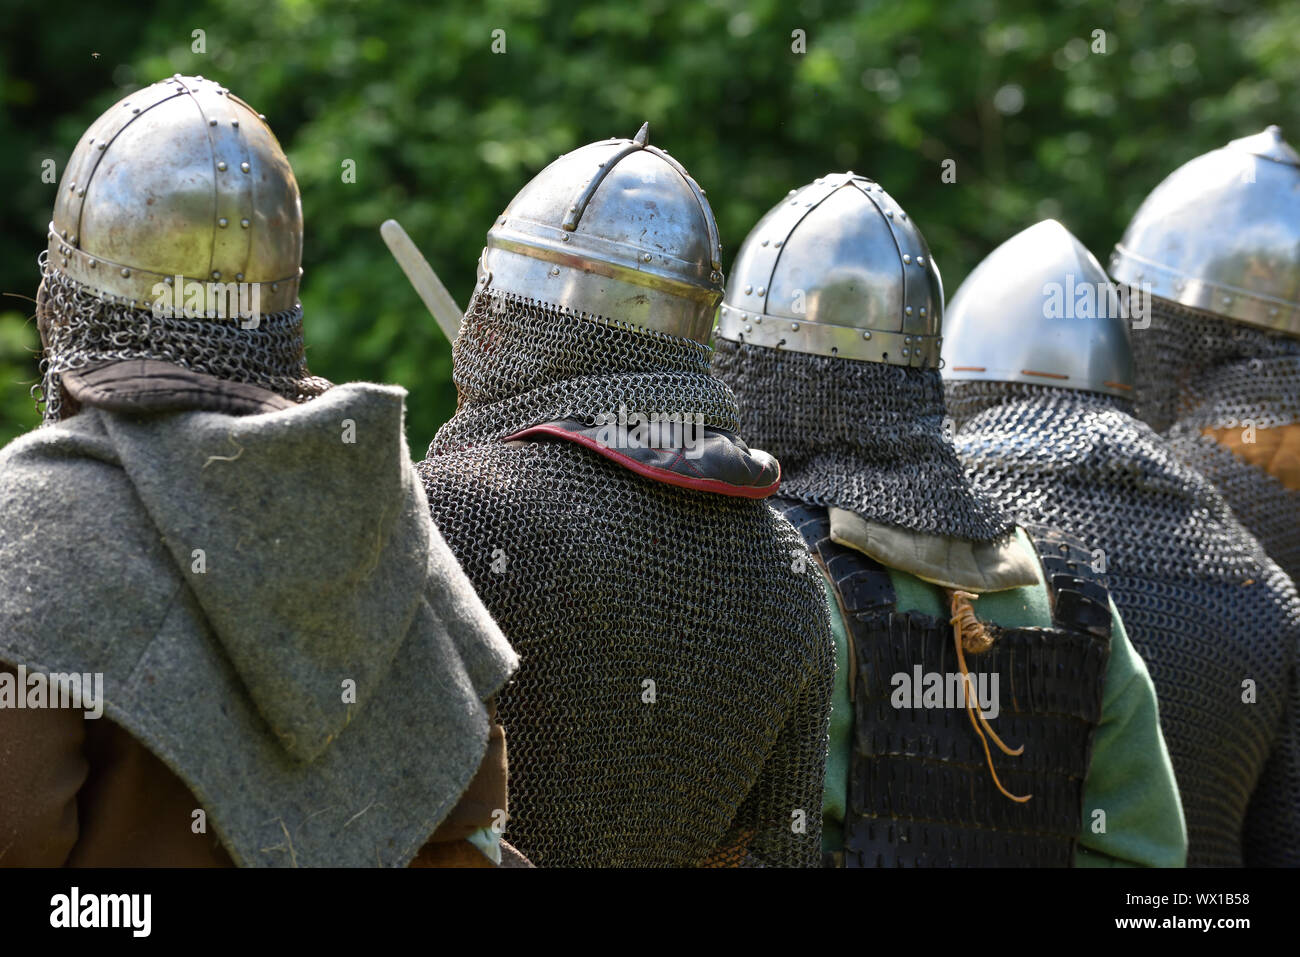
[0,377,517,866]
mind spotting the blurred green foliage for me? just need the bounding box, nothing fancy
[2,0,1297,448]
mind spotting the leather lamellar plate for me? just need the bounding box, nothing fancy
[775,498,1111,867]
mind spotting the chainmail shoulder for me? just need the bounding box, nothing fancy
[420,289,835,866]
[34,255,330,423]
[950,379,1300,866]
[712,337,1013,543]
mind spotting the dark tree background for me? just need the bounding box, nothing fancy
[2,0,1296,448]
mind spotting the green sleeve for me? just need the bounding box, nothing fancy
[819,568,852,854]
[1074,599,1188,867]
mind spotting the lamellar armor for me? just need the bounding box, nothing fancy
[38,75,327,422]
[419,128,836,867]
[947,220,1300,866]
[713,177,1114,866]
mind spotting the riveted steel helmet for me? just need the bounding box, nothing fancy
[943,220,1134,399]
[476,123,723,344]
[714,171,942,367]
[1110,125,1300,338]
[46,74,302,314]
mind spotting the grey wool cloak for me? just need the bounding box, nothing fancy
[0,377,517,866]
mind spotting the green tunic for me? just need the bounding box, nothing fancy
[819,527,1187,867]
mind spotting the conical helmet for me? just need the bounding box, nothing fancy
[714,171,942,367]
[476,123,723,344]
[944,220,1134,398]
[1109,125,1300,338]
[47,74,302,314]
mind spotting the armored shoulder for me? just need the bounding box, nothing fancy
[1017,522,1113,639]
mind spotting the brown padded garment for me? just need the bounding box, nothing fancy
[0,664,507,868]
[1204,423,1300,491]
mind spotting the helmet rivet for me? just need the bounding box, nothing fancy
[132,108,140,115]
[70,235,77,245]
[212,270,221,280]
[917,257,926,266]
[815,178,824,184]
[561,233,569,241]
[121,268,130,277]
[164,276,173,284]
[236,273,244,281]
[754,316,762,324]
[240,218,251,228]
[258,114,266,121]
[886,210,894,218]
[744,285,753,294]
[218,217,229,228]
[900,212,907,220]
[744,324,753,333]
[209,119,217,126]
[903,254,911,264]
[757,286,765,295]
[550,266,560,276]
[240,162,250,173]
[761,240,769,246]
[217,161,228,171]
[903,348,910,356]
[88,259,96,268]
[60,257,68,267]
[195,75,203,81]
[863,331,872,340]
[787,189,796,196]
[498,218,506,225]
[774,240,783,248]
[231,120,239,128]
[61,229,68,239]
[790,322,799,331]
[97,142,106,150]
[77,189,85,197]
[69,181,76,191]
[1270,307,1280,317]
[271,282,279,291]
[919,307,927,317]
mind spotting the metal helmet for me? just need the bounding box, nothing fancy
[477,123,723,344]
[714,171,942,368]
[943,220,1134,399]
[47,74,303,314]
[1109,125,1300,338]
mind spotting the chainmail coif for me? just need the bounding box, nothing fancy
[711,338,1013,542]
[1128,296,1300,588]
[34,254,330,422]
[949,379,1300,867]
[419,288,836,867]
